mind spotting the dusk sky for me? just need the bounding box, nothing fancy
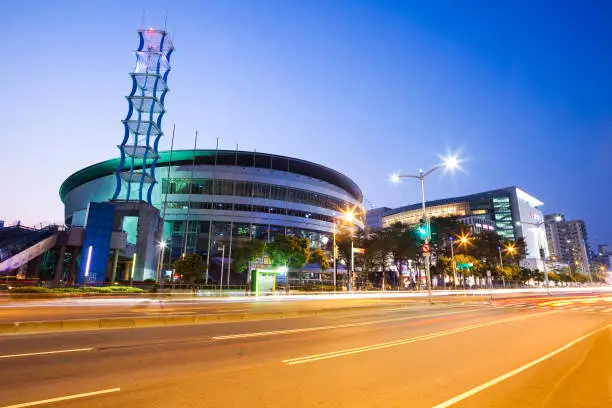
[1,1,611,247]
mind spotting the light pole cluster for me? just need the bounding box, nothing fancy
[391,155,461,304]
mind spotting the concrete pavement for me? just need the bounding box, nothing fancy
[0,298,610,407]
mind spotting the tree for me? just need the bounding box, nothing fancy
[454,254,478,286]
[308,248,330,272]
[430,217,466,251]
[498,265,518,283]
[471,231,503,280]
[431,255,453,286]
[385,222,419,287]
[559,272,574,283]
[233,239,265,274]
[266,235,310,284]
[335,231,355,286]
[547,271,560,283]
[173,253,204,291]
[573,273,589,283]
[502,237,528,267]
[594,265,607,282]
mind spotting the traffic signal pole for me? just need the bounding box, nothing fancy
[420,172,433,305]
[393,161,459,305]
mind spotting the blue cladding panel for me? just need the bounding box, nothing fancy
[78,202,115,285]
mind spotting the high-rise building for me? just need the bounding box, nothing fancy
[598,244,609,256]
[544,213,565,262]
[544,214,591,276]
[366,187,548,271]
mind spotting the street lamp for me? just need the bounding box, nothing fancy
[340,209,356,292]
[516,220,550,295]
[497,244,517,288]
[449,233,470,289]
[330,209,357,293]
[155,240,168,284]
[390,155,461,304]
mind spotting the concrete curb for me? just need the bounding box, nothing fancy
[0,301,488,336]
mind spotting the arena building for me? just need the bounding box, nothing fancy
[59,149,365,280]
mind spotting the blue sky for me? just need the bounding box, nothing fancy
[1,0,610,247]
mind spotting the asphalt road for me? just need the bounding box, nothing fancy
[1,297,611,407]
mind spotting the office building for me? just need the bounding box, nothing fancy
[367,187,548,270]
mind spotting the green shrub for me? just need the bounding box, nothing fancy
[9,287,53,294]
[53,288,83,293]
[9,285,145,296]
[105,286,145,293]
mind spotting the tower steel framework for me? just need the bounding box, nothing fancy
[113,28,174,204]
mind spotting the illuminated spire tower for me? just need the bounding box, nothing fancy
[113,28,174,204]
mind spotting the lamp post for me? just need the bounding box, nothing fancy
[332,220,337,292]
[449,234,470,290]
[155,240,167,284]
[391,155,460,304]
[449,237,457,288]
[516,220,550,295]
[505,243,517,287]
[497,245,506,288]
[219,244,225,292]
[341,210,356,293]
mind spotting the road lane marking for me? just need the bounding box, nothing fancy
[431,323,612,408]
[0,348,93,359]
[0,388,120,408]
[283,312,552,365]
[212,310,483,340]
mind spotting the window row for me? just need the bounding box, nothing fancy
[161,178,360,215]
[166,201,336,224]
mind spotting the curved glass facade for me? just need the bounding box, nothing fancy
[162,178,358,213]
[61,150,365,275]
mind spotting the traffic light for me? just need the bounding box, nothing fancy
[417,219,427,241]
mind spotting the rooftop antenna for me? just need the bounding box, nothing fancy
[164,10,168,30]
[140,10,146,30]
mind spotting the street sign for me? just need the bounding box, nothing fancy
[421,243,431,254]
[352,247,365,254]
